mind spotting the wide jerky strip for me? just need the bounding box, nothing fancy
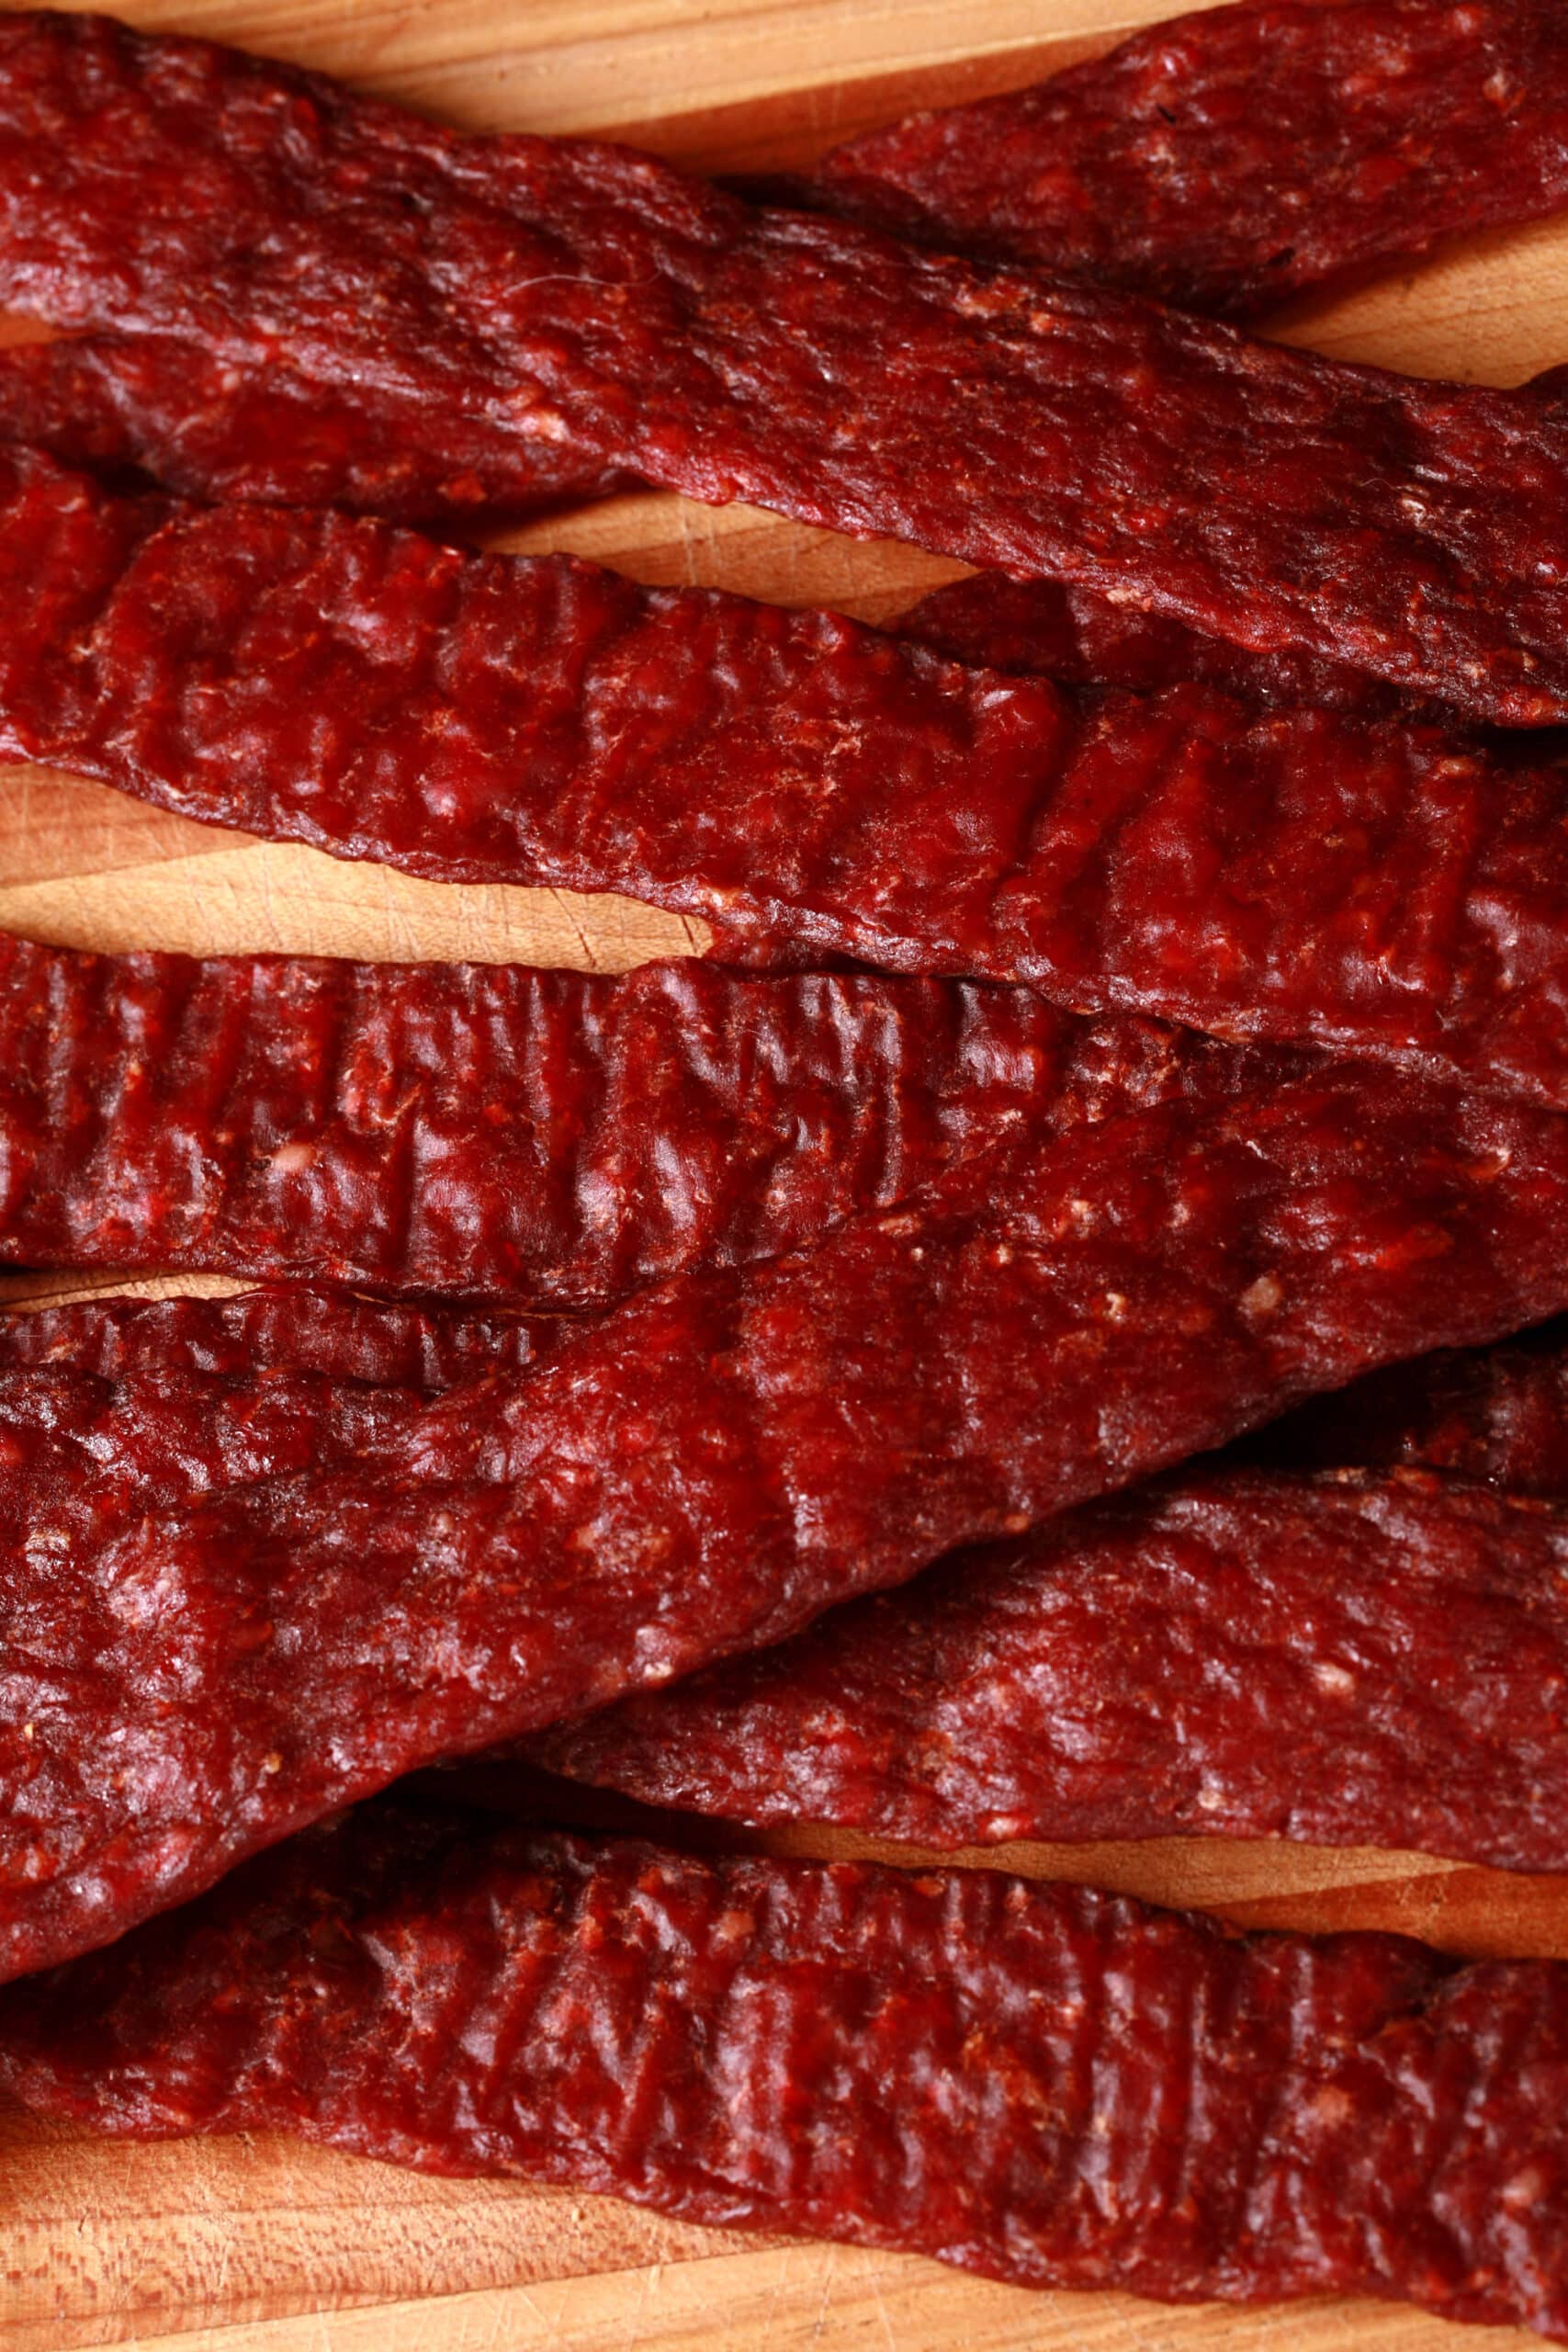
[530,1467,1568,1871]
[0,933,1248,1304]
[6,1806,1568,2340]
[817,0,1568,319]
[9,1058,1568,1978]
[10,453,1568,1110]
[3,18,1567,719]
[894,569,1432,718]
[0,332,625,521]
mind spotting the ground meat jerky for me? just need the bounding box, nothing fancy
[0,1283,554,1389]
[4,18,1568,720]
[0,331,624,521]
[816,0,1568,321]
[11,453,1568,1108]
[893,570,1429,718]
[6,1055,1568,1978]
[6,1805,1568,2340]
[529,1466,1568,1871]
[0,932,1266,1305]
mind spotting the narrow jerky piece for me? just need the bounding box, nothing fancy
[893,570,1424,718]
[7,1057,1568,1978]
[0,1283,554,1388]
[11,453,1568,1109]
[816,0,1568,321]
[6,1805,1568,2340]
[1259,1322,1568,1497]
[0,932,1249,1305]
[4,18,1568,719]
[529,1467,1568,1870]
[0,332,622,521]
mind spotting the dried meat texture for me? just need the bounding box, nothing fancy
[6,1804,1568,2339]
[1259,1322,1568,1497]
[0,331,624,521]
[3,17,1567,720]
[529,1466,1568,1870]
[11,451,1568,1108]
[6,1057,1568,1978]
[0,931,1258,1305]
[0,1283,553,1389]
[893,570,1427,718]
[815,0,1568,321]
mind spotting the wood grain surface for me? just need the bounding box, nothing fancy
[1,0,1566,2343]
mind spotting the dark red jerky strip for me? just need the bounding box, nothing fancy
[0,1284,554,1388]
[815,0,1568,322]
[8,1057,1568,1978]
[0,332,623,522]
[0,932,1247,1306]
[1258,1322,1568,1497]
[5,19,1568,720]
[529,1467,1568,1871]
[893,570,1431,719]
[12,453,1568,1110]
[6,1806,1568,2338]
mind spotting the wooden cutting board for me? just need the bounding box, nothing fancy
[4,0,1568,2343]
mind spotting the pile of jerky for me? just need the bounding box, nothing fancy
[3,2,1568,2336]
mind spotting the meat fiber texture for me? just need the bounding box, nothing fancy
[817,0,1568,319]
[10,452,1568,1110]
[0,931,1269,1305]
[5,1804,1568,2339]
[6,1057,1568,1978]
[4,16,1568,718]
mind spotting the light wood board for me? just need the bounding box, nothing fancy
[2,0,1567,2343]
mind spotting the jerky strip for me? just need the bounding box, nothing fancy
[894,569,1429,719]
[530,1466,1568,1870]
[6,1805,1568,2340]
[6,1057,1568,1978]
[3,17,1567,719]
[10,451,1568,1111]
[816,0,1568,320]
[0,331,622,522]
[0,1283,552,1388]
[0,932,1250,1306]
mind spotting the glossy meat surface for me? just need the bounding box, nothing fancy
[817,0,1568,318]
[5,1805,1568,2338]
[4,1059,1568,1977]
[4,15,1568,718]
[532,1466,1568,1868]
[0,933,1255,1304]
[10,452,1568,1105]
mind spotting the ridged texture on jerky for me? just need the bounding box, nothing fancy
[0,933,1254,1305]
[4,1057,1568,1979]
[3,15,1568,719]
[5,1805,1568,2339]
[0,331,623,519]
[9,451,1568,1107]
[0,1283,554,1387]
[816,0,1568,319]
[530,1466,1568,1869]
